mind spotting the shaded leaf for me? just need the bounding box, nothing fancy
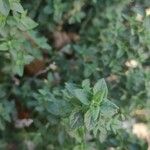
[0,42,9,51]
[0,0,10,16]
[84,109,95,130]
[91,105,100,121]
[92,79,108,105]
[74,89,90,105]
[93,78,108,96]
[47,100,72,116]
[99,128,107,143]
[100,99,119,117]
[70,110,84,129]
[10,1,24,13]
[17,14,38,31]
[82,79,91,92]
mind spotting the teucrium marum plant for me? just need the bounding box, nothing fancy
[33,78,120,148]
[0,0,129,149]
[0,0,51,76]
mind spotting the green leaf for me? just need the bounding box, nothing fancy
[73,144,84,150]
[82,79,91,92]
[10,1,24,13]
[28,31,51,50]
[92,91,105,105]
[24,55,34,64]
[65,83,77,96]
[92,0,97,3]
[15,52,24,76]
[17,14,38,31]
[144,16,150,32]
[91,105,100,121]
[100,99,119,117]
[47,100,71,116]
[74,89,90,105]
[1,112,11,122]
[0,119,5,130]
[70,110,84,129]
[92,79,108,104]
[84,63,97,77]
[13,50,24,76]
[99,127,107,143]
[0,13,6,27]
[93,78,108,96]
[0,0,10,16]
[0,104,3,114]
[110,117,122,133]
[14,63,24,76]
[68,129,83,143]
[0,42,9,51]
[84,109,95,130]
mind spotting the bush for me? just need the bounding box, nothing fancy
[0,0,149,149]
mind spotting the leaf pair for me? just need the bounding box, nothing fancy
[0,0,24,17]
[92,78,108,105]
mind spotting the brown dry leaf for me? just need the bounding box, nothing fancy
[136,13,143,22]
[107,148,115,150]
[14,118,33,129]
[49,62,57,71]
[106,74,118,82]
[12,76,20,85]
[125,59,139,68]
[24,141,35,150]
[133,109,150,118]
[146,8,150,16]
[132,123,150,149]
[6,143,17,150]
[25,59,46,76]
[53,31,80,49]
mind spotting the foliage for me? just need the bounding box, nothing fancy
[0,0,149,150]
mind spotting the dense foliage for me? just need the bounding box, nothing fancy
[0,0,149,149]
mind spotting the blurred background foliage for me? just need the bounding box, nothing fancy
[0,0,150,149]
